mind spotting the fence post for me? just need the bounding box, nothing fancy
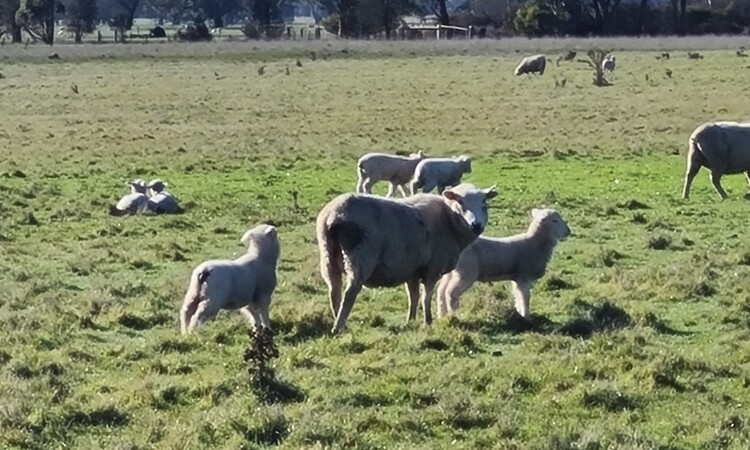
[97,30,102,43]
[315,27,321,40]
[436,24,441,40]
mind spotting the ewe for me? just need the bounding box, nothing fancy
[682,121,750,200]
[180,224,280,334]
[437,208,570,320]
[316,183,498,334]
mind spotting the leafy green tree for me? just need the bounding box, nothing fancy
[63,0,97,42]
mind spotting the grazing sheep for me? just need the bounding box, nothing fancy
[146,179,183,214]
[436,208,571,319]
[356,150,426,197]
[317,183,498,334]
[602,55,616,73]
[682,121,750,200]
[180,224,280,334]
[410,155,472,195]
[514,54,547,76]
[109,179,148,216]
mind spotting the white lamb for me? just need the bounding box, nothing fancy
[109,179,148,216]
[436,208,570,320]
[602,55,616,73]
[147,179,184,214]
[317,183,498,334]
[180,224,280,334]
[356,150,426,197]
[410,155,472,195]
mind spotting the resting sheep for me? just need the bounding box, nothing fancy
[356,150,426,197]
[682,121,750,200]
[147,179,184,214]
[180,224,280,334]
[316,183,498,334]
[410,155,472,195]
[109,179,148,216]
[602,55,616,73]
[436,208,570,320]
[514,54,547,76]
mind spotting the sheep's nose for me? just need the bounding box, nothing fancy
[471,223,483,234]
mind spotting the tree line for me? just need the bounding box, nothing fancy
[0,0,748,44]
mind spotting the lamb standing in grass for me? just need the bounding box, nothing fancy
[410,155,472,195]
[682,121,750,200]
[180,224,280,334]
[317,183,498,334]
[147,179,184,214]
[109,179,148,216]
[356,150,426,197]
[514,54,547,76]
[436,208,570,319]
[602,55,616,73]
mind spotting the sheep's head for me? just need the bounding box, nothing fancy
[443,183,498,235]
[531,208,571,241]
[147,179,167,194]
[410,150,426,160]
[128,179,147,194]
[240,224,280,257]
[456,155,472,173]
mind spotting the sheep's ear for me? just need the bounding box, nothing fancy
[483,185,498,200]
[443,190,463,202]
[417,150,424,157]
[531,208,543,219]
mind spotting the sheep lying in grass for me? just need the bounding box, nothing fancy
[109,179,148,216]
[317,183,498,334]
[436,208,570,320]
[356,150,426,197]
[147,179,184,214]
[180,224,280,334]
[682,121,750,200]
[514,54,547,76]
[410,156,472,194]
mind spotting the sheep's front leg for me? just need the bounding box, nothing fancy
[404,279,420,323]
[240,306,262,331]
[397,184,409,197]
[385,183,397,197]
[511,280,532,320]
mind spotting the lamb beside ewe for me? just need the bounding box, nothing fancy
[436,208,570,320]
[514,54,547,76]
[109,179,148,216]
[180,224,280,334]
[316,183,498,334]
[682,121,750,200]
[356,150,426,197]
[147,179,184,214]
[410,155,472,195]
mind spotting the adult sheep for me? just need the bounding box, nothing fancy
[682,121,750,200]
[316,183,498,334]
[180,224,280,334]
[356,150,426,197]
[436,208,570,319]
[410,155,472,195]
[109,179,148,216]
[514,54,547,76]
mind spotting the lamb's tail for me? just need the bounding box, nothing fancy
[356,164,367,193]
[319,218,363,318]
[181,268,211,334]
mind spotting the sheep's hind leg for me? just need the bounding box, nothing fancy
[397,184,409,197]
[441,272,476,316]
[187,300,222,333]
[682,160,701,199]
[331,276,363,334]
[744,170,750,200]
[404,279,420,323]
[385,183,396,197]
[710,170,728,200]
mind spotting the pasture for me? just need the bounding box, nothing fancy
[2,39,750,449]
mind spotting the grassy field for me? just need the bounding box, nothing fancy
[3,41,750,449]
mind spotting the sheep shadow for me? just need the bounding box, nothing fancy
[457,299,636,339]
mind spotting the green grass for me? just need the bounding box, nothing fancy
[3,42,750,449]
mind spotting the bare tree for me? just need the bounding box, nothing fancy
[578,49,610,86]
[63,0,96,42]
